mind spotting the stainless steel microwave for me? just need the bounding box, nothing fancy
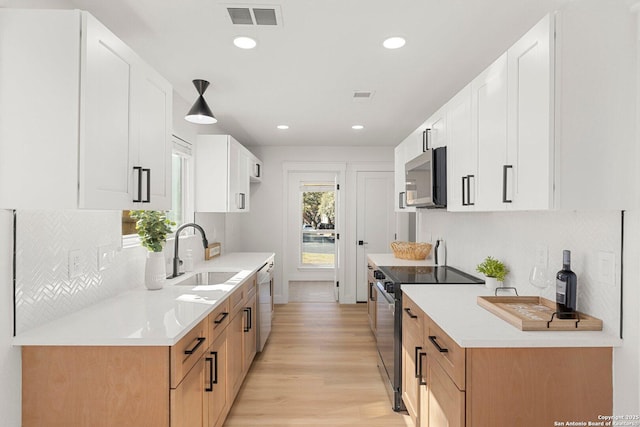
[405,147,447,208]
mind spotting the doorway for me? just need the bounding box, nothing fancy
[283,166,345,303]
[355,171,395,302]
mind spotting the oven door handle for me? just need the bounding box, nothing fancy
[375,281,395,305]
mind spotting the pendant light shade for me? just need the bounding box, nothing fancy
[185,79,217,124]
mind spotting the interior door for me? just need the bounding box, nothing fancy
[356,171,395,302]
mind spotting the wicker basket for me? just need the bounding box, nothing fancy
[390,241,433,260]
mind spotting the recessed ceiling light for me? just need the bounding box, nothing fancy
[352,125,364,130]
[383,37,406,49]
[277,125,289,130]
[233,36,257,49]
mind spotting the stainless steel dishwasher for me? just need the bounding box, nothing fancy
[256,257,274,352]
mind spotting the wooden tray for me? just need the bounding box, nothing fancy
[477,296,603,331]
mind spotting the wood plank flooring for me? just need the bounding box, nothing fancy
[224,303,411,427]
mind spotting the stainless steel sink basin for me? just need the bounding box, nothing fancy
[175,271,240,286]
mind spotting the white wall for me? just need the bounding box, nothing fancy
[232,145,394,304]
[0,210,20,427]
[416,208,639,413]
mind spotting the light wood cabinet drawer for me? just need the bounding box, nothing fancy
[171,318,208,388]
[229,283,246,315]
[245,274,257,298]
[425,317,466,390]
[209,298,230,342]
[428,353,465,427]
[403,295,425,335]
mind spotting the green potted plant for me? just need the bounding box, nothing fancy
[129,210,175,290]
[476,256,509,291]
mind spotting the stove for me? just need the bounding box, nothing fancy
[378,265,484,292]
[373,264,483,412]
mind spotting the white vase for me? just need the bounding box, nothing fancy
[145,250,166,290]
[484,276,499,292]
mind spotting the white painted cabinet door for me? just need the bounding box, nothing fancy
[447,84,475,212]
[506,14,553,211]
[473,53,508,211]
[79,12,137,209]
[227,139,250,213]
[429,108,447,149]
[404,125,427,163]
[133,65,173,210]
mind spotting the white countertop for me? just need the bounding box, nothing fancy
[13,252,274,347]
[402,285,621,348]
[368,253,435,267]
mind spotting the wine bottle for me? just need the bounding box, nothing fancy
[556,250,577,319]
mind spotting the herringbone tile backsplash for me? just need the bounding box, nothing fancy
[15,210,144,334]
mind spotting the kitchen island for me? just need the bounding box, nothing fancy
[15,252,274,427]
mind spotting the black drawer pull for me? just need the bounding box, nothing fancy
[184,336,206,355]
[428,335,449,353]
[418,352,427,386]
[211,351,218,385]
[414,346,423,378]
[214,312,229,324]
[404,307,418,319]
[205,355,214,392]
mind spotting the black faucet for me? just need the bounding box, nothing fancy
[171,223,209,278]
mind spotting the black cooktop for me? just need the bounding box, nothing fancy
[377,265,484,285]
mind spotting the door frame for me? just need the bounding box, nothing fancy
[282,162,346,303]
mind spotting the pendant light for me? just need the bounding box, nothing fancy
[185,79,217,124]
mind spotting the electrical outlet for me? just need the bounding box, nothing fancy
[97,244,118,271]
[597,251,615,287]
[535,245,548,267]
[69,249,82,279]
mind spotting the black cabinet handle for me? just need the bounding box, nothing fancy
[428,335,449,353]
[423,128,432,151]
[211,351,218,385]
[238,193,246,210]
[502,165,513,203]
[243,307,252,332]
[256,163,261,178]
[461,176,468,206]
[467,175,475,206]
[142,168,151,203]
[414,346,423,378]
[205,355,214,392]
[248,306,252,330]
[133,166,143,202]
[404,307,418,319]
[213,312,229,324]
[184,336,206,355]
[369,282,374,301]
[418,352,427,386]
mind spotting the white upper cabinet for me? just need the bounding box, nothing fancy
[473,53,508,212]
[427,108,447,149]
[506,14,554,211]
[446,84,474,212]
[195,135,260,213]
[248,153,263,183]
[0,10,172,210]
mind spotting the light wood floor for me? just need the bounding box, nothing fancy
[288,281,335,303]
[224,303,411,427]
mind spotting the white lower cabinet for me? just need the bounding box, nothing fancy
[0,9,172,210]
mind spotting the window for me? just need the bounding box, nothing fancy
[122,136,193,238]
[300,183,336,268]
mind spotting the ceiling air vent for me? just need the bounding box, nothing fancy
[353,91,375,102]
[226,5,282,26]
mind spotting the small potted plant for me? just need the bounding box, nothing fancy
[476,256,509,291]
[129,210,175,290]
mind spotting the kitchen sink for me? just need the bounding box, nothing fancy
[175,271,240,286]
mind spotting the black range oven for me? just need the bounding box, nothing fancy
[374,265,483,411]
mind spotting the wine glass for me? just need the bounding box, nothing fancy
[529,265,553,294]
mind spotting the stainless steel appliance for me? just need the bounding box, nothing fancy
[374,265,483,411]
[405,146,447,208]
[256,257,274,352]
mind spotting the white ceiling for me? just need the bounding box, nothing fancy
[2,0,566,146]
